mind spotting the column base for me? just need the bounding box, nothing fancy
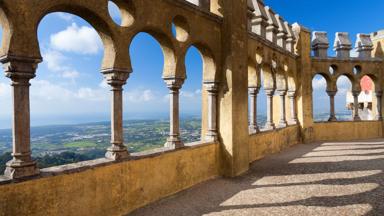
[248,125,260,134]
[288,119,298,125]
[105,145,129,161]
[376,116,383,121]
[205,132,218,142]
[328,116,337,122]
[278,120,288,128]
[264,123,275,130]
[353,116,361,121]
[4,159,39,179]
[165,137,183,149]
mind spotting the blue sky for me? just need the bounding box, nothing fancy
[0,0,383,128]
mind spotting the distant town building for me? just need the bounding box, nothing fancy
[346,75,374,120]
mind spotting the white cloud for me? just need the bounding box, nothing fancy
[180,89,201,98]
[312,78,326,90]
[125,89,155,103]
[62,70,80,79]
[50,23,102,55]
[43,49,81,80]
[0,82,10,97]
[337,76,352,94]
[56,13,75,22]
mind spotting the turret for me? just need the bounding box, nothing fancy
[355,34,373,59]
[265,6,279,43]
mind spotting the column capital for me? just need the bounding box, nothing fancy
[326,90,337,97]
[277,89,287,96]
[264,88,275,96]
[287,90,296,97]
[203,81,219,92]
[0,55,41,80]
[163,77,184,90]
[248,86,260,95]
[101,68,131,87]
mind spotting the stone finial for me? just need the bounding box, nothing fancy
[275,14,288,48]
[355,34,373,59]
[265,6,279,43]
[284,21,295,52]
[249,0,268,37]
[311,31,329,58]
[334,32,352,59]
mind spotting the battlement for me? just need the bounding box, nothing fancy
[311,31,375,59]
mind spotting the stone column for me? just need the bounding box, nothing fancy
[327,90,337,121]
[287,90,298,124]
[248,87,260,133]
[102,69,130,160]
[376,91,383,121]
[278,90,288,127]
[352,91,361,121]
[1,57,41,179]
[164,78,184,149]
[204,81,219,141]
[265,88,276,129]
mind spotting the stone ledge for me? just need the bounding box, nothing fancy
[0,141,218,185]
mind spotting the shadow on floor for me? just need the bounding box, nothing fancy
[128,139,384,216]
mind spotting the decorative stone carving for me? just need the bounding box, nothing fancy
[334,32,352,59]
[355,34,373,59]
[312,31,329,58]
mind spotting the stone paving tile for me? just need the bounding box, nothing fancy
[128,140,384,216]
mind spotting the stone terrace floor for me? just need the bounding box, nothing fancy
[129,139,384,216]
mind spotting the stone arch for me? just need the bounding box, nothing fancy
[261,63,275,89]
[32,4,119,70]
[335,73,358,91]
[129,29,177,79]
[185,43,217,82]
[248,57,261,88]
[0,7,11,57]
[312,72,332,91]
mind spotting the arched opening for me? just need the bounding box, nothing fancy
[172,15,189,42]
[31,12,108,168]
[108,0,135,27]
[258,71,268,129]
[358,75,375,120]
[353,65,362,75]
[312,74,329,122]
[335,75,353,121]
[329,65,337,75]
[0,23,13,173]
[181,46,203,143]
[127,32,169,152]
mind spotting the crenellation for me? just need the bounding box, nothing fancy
[275,14,288,48]
[265,6,279,44]
[312,31,330,58]
[355,34,373,59]
[284,21,295,53]
[249,0,268,37]
[334,32,352,59]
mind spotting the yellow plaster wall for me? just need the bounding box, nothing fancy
[0,143,219,216]
[312,121,383,141]
[248,125,301,162]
